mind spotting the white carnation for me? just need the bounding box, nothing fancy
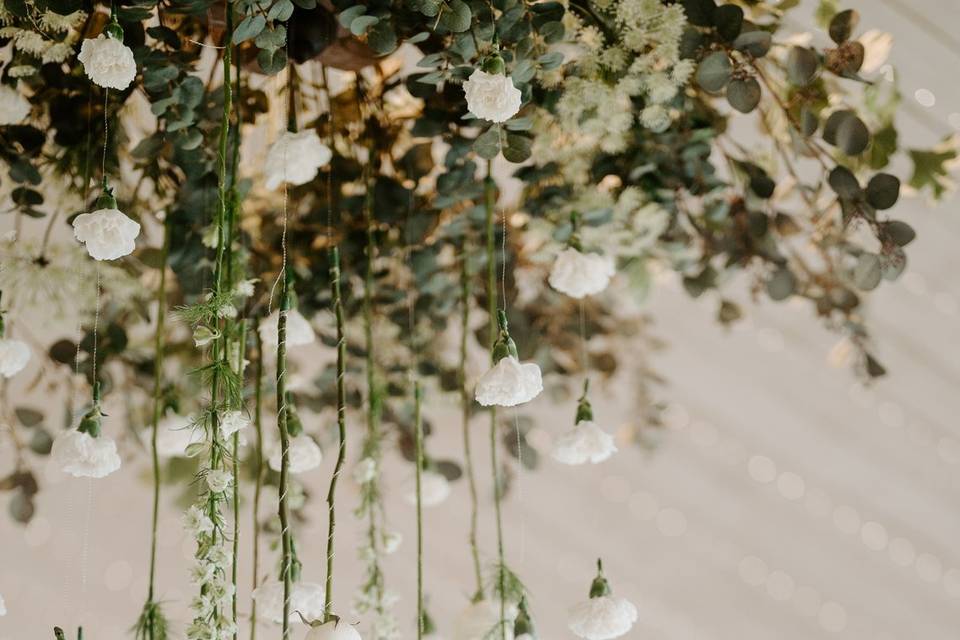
[269,434,322,473]
[305,619,363,640]
[552,420,617,465]
[402,469,451,507]
[475,356,543,408]
[77,35,136,90]
[259,309,316,349]
[454,600,516,640]
[548,247,615,299]
[463,69,522,123]
[0,84,30,125]
[252,580,326,624]
[219,410,249,438]
[568,595,638,640]
[0,338,30,377]
[51,430,121,478]
[72,208,141,261]
[263,130,332,191]
[205,469,232,494]
[155,413,202,458]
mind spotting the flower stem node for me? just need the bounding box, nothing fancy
[482,54,506,76]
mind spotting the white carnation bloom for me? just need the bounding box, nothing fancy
[205,469,232,494]
[77,35,136,90]
[454,600,516,640]
[51,430,121,478]
[0,84,30,125]
[252,580,326,624]
[475,356,543,407]
[463,69,522,123]
[568,595,638,640]
[259,309,316,349]
[155,413,202,458]
[268,434,322,473]
[183,505,214,535]
[305,619,363,640]
[402,469,451,507]
[72,208,141,260]
[263,130,332,191]
[219,410,249,438]
[552,420,617,465]
[0,338,30,378]
[548,247,615,299]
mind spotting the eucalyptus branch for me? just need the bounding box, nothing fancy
[460,239,483,600]
[276,268,293,640]
[250,321,264,640]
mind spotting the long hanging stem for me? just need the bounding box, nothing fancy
[276,268,293,640]
[326,246,348,621]
[483,160,506,639]
[230,323,245,640]
[145,221,169,640]
[250,322,264,640]
[414,381,424,640]
[459,242,483,600]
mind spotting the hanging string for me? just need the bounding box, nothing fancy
[101,90,108,180]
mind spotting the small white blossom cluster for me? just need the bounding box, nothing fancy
[184,496,235,640]
[0,8,85,75]
[532,0,689,184]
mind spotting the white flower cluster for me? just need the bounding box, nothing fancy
[72,206,141,260]
[78,34,137,90]
[463,69,523,123]
[263,130,332,191]
[475,356,543,408]
[532,0,689,184]
[549,247,615,299]
[184,498,235,640]
[51,429,121,478]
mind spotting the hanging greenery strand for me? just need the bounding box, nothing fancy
[249,320,265,640]
[414,380,424,640]
[275,265,293,639]
[326,245,348,621]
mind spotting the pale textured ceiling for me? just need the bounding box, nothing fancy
[1,1,959,639]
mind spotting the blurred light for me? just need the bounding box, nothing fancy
[804,488,832,518]
[889,537,916,567]
[600,475,630,503]
[757,327,785,352]
[777,472,805,501]
[690,421,719,447]
[628,491,659,521]
[748,455,777,484]
[916,553,943,582]
[944,568,960,598]
[833,505,861,535]
[877,401,905,428]
[766,570,795,601]
[914,88,936,107]
[949,112,960,130]
[793,585,822,617]
[860,521,888,551]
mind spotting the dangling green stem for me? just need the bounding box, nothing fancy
[414,381,424,640]
[145,221,169,640]
[326,246,348,621]
[250,322,264,640]
[483,160,506,639]
[231,323,245,640]
[460,243,483,600]
[276,267,293,640]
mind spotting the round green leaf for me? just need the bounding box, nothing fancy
[823,109,855,146]
[726,76,761,113]
[865,173,900,209]
[733,30,772,58]
[696,51,732,93]
[474,128,501,159]
[800,106,819,137]
[853,253,882,291]
[829,9,859,44]
[881,220,916,247]
[828,166,861,199]
[786,46,818,86]
[836,114,870,155]
[766,266,796,301]
[713,4,743,41]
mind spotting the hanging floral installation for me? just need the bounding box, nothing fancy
[0,0,956,636]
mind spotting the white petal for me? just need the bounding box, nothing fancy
[552,420,617,465]
[549,248,615,299]
[568,596,638,640]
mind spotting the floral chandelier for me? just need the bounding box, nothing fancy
[0,0,954,638]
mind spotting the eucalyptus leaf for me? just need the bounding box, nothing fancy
[733,30,772,58]
[233,14,266,44]
[865,173,900,210]
[350,15,380,36]
[474,128,501,159]
[338,5,367,28]
[766,266,796,301]
[828,9,858,44]
[786,46,818,86]
[853,253,882,291]
[726,76,761,113]
[696,51,732,93]
[881,220,916,247]
[502,132,533,163]
[713,3,743,41]
[835,114,870,155]
[828,166,861,199]
[438,0,472,33]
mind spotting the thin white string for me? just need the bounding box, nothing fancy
[92,265,100,383]
[267,75,289,316]
[578,301,587,372]
[101,90,108,178]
